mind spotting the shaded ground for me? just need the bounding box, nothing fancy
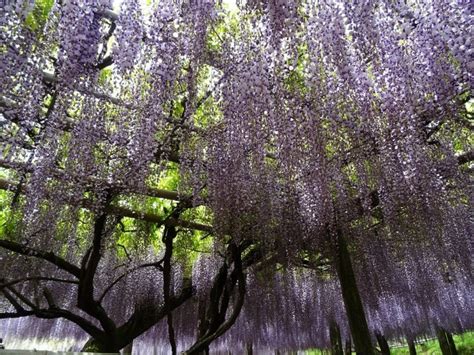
[306,332,474,355]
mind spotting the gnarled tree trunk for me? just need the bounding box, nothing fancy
[375,332,390,354]
[81,337,118,353]
[121,341,133,354]
[344,338,352,355]
[330,321,343,355]
[335,230,374,355]
[436,327,458,355]
[185,243,246,354]
[407,338,417,355]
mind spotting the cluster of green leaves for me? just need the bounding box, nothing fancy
[0,190,18,237]
[24,0,54,32]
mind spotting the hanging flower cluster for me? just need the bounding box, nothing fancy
[0,0,472,352]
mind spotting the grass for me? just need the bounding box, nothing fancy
[390,332,474,355]
[305,332,474,355]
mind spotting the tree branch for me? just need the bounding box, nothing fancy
[457,150,474,165]
[2,288,27,313]
[6,286,38,310]
[98,258,165,304]
[78,193,117,334]
[0,311,34,319]
[114,280,194,350]
[162,223,178,355]
[0,277,78,290]
[1,284,104,337]
[0,239,81,278]
[184,243,246,354]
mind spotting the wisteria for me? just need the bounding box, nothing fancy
[0,0,472,354]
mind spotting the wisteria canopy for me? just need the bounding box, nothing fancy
[0,0,472,354]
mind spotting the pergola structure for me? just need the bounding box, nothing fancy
[0,1,472,354]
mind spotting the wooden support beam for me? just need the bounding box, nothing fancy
[0,177,212,232]
[0,159,181,201]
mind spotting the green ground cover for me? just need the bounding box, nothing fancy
[305,332,474,354]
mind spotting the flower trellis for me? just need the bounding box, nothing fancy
[0,0,472,353]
